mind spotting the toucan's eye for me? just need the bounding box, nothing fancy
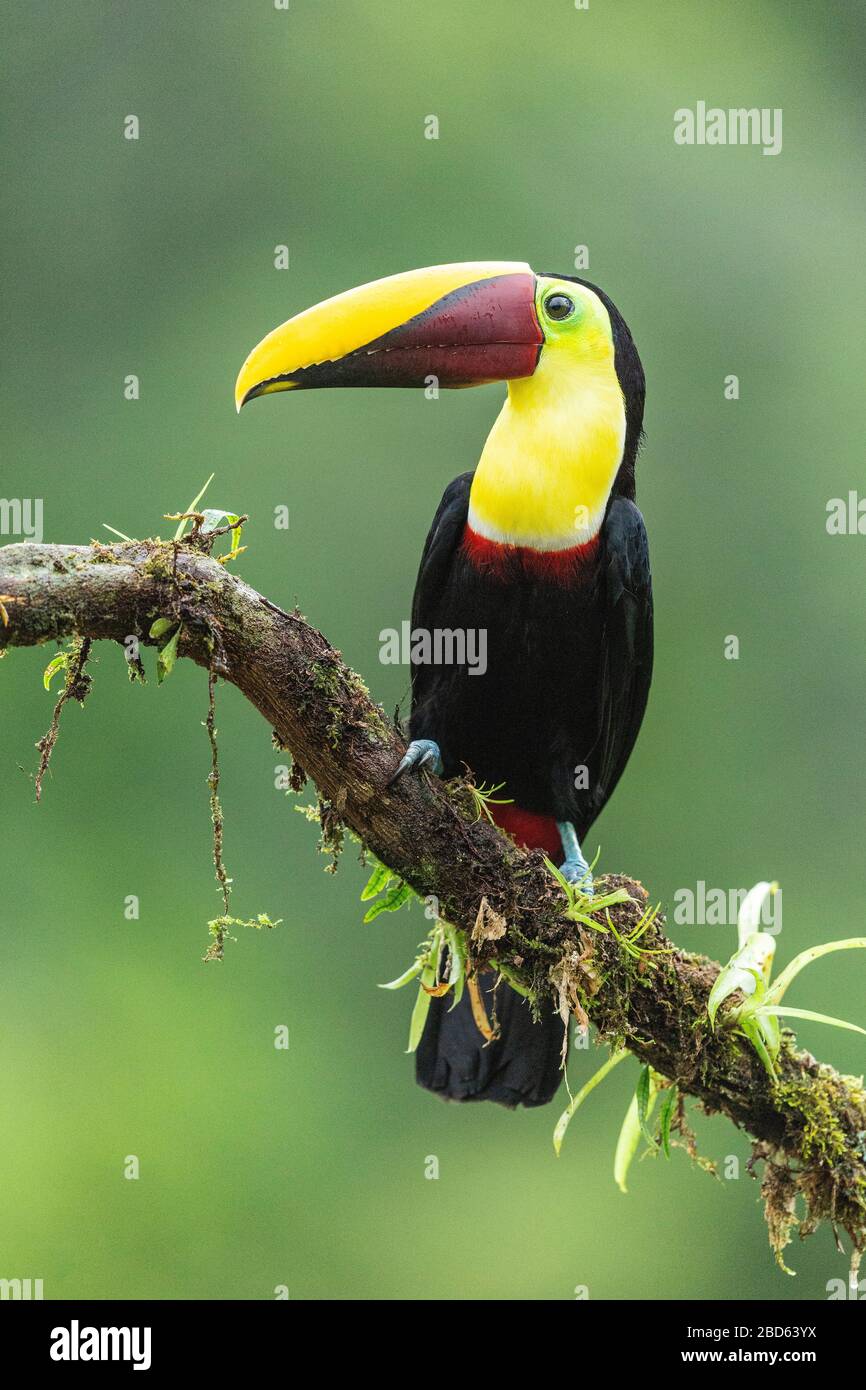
[544,292,575,321]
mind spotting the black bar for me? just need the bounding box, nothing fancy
[2,1298,856,1373]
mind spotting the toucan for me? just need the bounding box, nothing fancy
[236,261,652,1109]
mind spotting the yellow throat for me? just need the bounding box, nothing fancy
[467,280,626,551]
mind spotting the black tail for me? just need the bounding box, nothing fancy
[415,971,566,1108]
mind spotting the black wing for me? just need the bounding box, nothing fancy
[408,471,472,738]
[584,496,653,828]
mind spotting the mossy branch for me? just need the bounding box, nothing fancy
[2,536,864,1264]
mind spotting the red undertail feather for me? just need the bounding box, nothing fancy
[490,803,562,859]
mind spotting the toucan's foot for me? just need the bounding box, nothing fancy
[556,821,594,897]
[560,858,594,896]
[388,738,443,785]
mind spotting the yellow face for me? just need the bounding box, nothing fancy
[468,277,626,551]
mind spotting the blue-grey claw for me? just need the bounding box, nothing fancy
[556,821,594,896]
[387,738,443,786]
[560,858,594,897]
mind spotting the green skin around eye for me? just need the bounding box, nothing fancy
[536,279,584,332]
[534,279,616,355]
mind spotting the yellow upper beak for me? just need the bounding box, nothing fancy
[234,260,539,410]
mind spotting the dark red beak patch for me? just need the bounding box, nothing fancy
[281,272,542,389]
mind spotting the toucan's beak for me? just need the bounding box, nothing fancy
[234,261,542,411]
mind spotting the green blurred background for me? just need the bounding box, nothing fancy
[2,0,865,1301]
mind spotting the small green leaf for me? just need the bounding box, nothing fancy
[102,522,134,542]
[614,1074,658,1192]
[200,508,244,554]
[553,1048,628,1156]
[707,965,751,1027]
[149,617,176,640]
[659,1083,678,1159]
[43,653,68,690]
[444,922,466,1009]
[173,473,215,540]
[156,627,181,684]
[544,857,571,893]
[764,938,866,1007]
[738,1015,778,1079]
[492,960,534,998]
[636,1065,658,1148]
[378,959,425,990]
[708,932,775,1026]
[406,975,434,1053]
[587,888,633,913]
[760,1005,866,1038]
[614,1095,641,1193]
[363,881,412,922]
[360,861,392,901]
[737,881,778,948]
[757,1008,782,1061]
[542,856,634,927]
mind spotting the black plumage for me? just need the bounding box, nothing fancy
[411,277,652,1108]
[409,478,652,838]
